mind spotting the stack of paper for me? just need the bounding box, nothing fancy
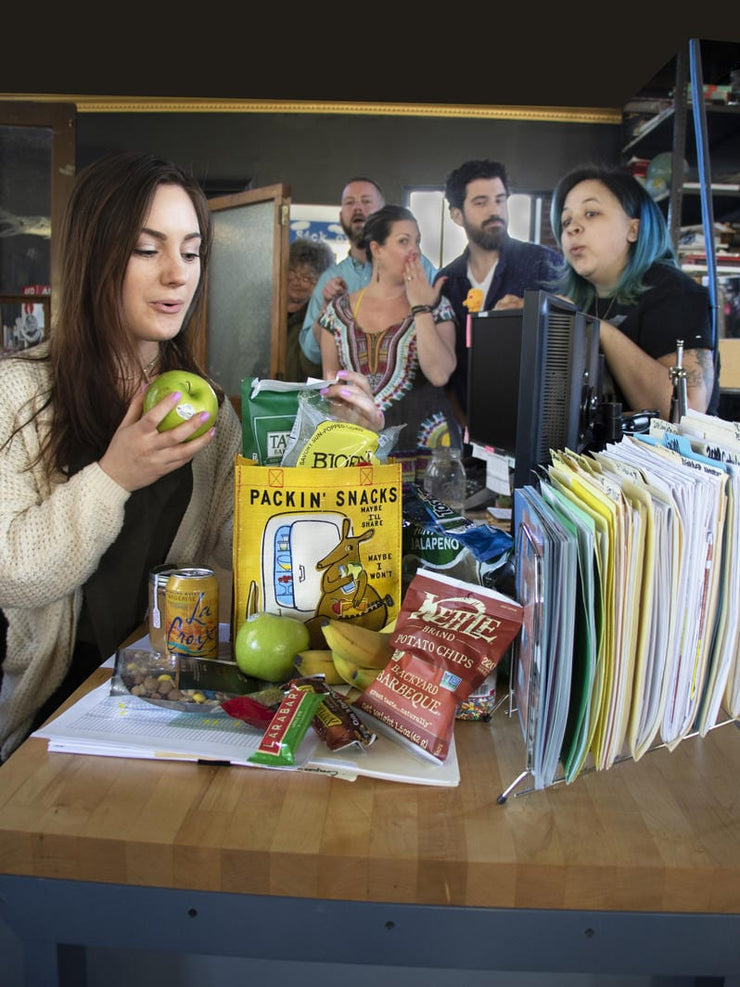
[513,485,577,789]
[538,477,599,781]
[597,431,729,749]
[34,679,461,787]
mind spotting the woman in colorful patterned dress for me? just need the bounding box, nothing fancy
[319,205,462,467]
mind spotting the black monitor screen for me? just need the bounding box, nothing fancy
[466,291,601,489]
[466,307,523,456]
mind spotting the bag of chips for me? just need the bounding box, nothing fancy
[354,568,523,762]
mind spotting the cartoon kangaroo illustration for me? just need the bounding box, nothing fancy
[308,517,392,638]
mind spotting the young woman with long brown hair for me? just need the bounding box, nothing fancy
[0,151,245,760]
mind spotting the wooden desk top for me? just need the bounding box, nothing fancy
[1,668,739,915]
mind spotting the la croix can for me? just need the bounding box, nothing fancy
[164,567,219,659]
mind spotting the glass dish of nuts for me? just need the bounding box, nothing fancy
[111,647,264,713]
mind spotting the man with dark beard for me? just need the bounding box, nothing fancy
[435,159,561,422]
[299,177,437,368]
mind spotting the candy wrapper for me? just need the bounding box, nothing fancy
[455,670,498,721]
[288,675,376,752]
[220,686,285,729]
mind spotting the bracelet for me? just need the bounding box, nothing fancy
[411,304,434,315]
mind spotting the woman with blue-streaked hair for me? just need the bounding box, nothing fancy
[550,166,718,419]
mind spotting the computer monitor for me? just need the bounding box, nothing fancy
[466,290,601,490]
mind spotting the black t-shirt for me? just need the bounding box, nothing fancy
[76,462,194,659]
[592,261,719,415]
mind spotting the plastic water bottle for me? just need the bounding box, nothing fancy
[423,447,467,514]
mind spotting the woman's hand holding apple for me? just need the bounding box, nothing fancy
[320,370,385,433]
[99,388,216,492]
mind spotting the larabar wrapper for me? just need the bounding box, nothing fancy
[248,684,324,768]
[354,568,523,763]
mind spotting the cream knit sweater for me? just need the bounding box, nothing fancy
[0,345,242,761]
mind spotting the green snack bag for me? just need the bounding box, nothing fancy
[241,377,327,464]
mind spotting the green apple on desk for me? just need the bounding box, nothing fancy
[234,612,311,682]
[143,370,218,441]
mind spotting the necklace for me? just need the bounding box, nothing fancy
[117,352,160,383]
[593,295,617,323]
[142,353,159,377]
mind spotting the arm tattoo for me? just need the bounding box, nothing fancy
[685,349,715,392]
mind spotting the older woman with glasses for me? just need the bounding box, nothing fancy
[285,238,335,380]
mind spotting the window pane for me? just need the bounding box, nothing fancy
[408,188,537,267]
[207,200,275,395]
[289,204,348,263]
[0,125,52,296]
[508,194,532,242]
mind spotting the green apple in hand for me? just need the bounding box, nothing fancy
[234,613,310,683]
[143,370,218,441]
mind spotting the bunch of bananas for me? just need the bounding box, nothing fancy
[294,618,396,690]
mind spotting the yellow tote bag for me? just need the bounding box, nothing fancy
[232,455,403,647]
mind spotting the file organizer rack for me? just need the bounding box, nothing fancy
[495,420,740,803]
[496,666,738,803]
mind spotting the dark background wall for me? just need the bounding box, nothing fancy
[75,111,623,209]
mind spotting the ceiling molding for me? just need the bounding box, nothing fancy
[0,94,622,125]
